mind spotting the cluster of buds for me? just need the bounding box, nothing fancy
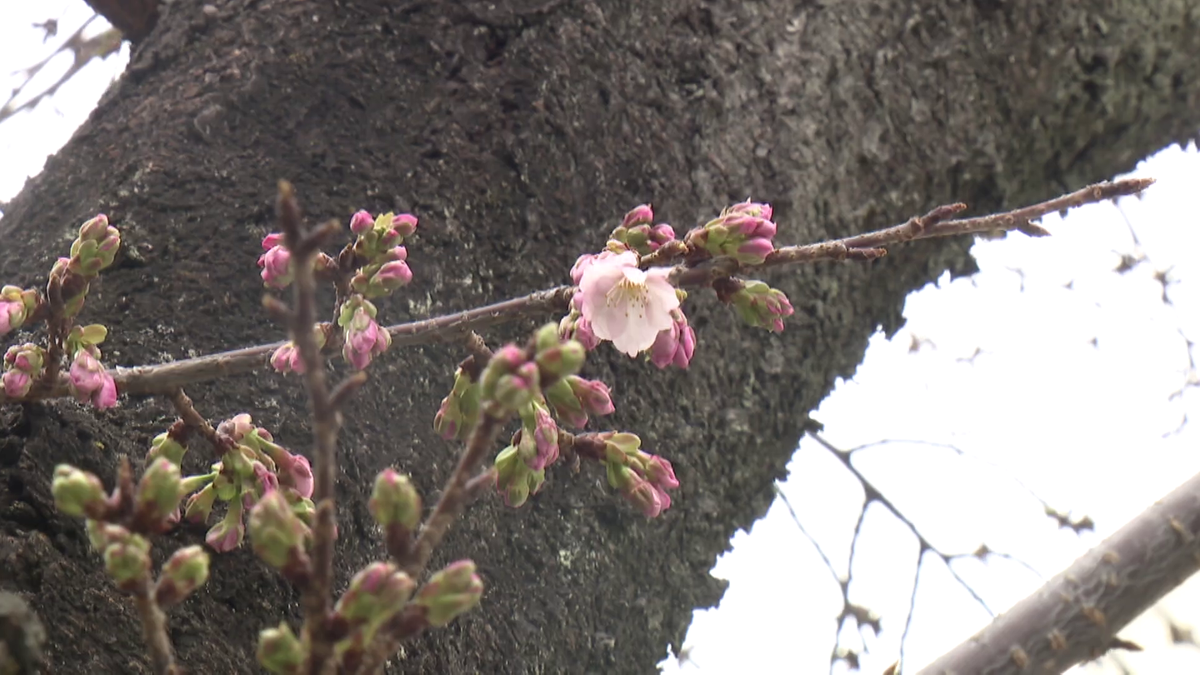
[65,324,117,409]
[596,432,680,518]
[542,374,613,429]
[485,326,605,506]
[182,414,315,553]
[338,295,391,370]
[51,214,122,318]
[607,204,678,257]
[2,343,45,398]
[68,214,121,277]
[684,200,777,265]
[1,216,123,407]
[256,558,482,674]
[52,463,211,603]
[722,279,795,332]
[0,285,38,338]
[269,323,329,375]
[433,364,482,441]
[348,211,416,298]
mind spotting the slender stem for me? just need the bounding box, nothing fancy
[276,182,342,675]
[132,581,176,675]
[0,178,1151,406]
[401,403,506,578]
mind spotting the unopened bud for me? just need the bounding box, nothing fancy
[248,491,307,570]
[416,560,484,627]
[368,468,422,530]
[155,545,210,608]
[257,623,304,674]
[136,458,185,524]
[103,534,152,590]
[51,464,107,518]
[334,561,415,626]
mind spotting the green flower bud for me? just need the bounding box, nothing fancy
[51,464,107,518]
[368,469,421,530]
[136,458,185,524]
[86,519,131,553]
[147,432,187,466]
[184,484,218,523]
[257,623,303,675]
[416,560,484,627]
[248,491,307,570]
[334,561,415,626]
[535,339,586,380]
[155,545,210,608]
[104,533,152,590]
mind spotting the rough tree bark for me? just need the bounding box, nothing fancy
[0,1,1197,673]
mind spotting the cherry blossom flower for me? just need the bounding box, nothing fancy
[578,251,679,356]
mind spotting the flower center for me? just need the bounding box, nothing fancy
[605,271,649,319]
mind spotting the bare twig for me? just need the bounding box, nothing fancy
[402,402,507,578]
[671,179,1153,287]
[131,581,176,675]
[919,466,1200,675]
[274,182,346,675]
[1,16,123,123]
[0,178,1152,408]
[804,433,1054,673]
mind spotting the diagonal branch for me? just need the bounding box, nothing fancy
[918,467,1200,675]
[1,16,123,124]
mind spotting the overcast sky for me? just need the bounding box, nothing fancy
[3,5,1200,675]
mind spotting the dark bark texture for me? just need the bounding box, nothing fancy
[0,0,1197,673]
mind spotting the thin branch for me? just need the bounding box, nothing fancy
[1,16,123,124]
[275,183,344,675]
[803,432,1060,672]
[402,402,507,578]
[918,466,1200,675]
[1,179,1149,406]
[131,580,176,675]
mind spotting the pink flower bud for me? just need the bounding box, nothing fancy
[373,259,413,289]
[248,490,307,570]
[643,454,680,490]
[342,306,391,370]
[68,348,118,409]
[621,204,654,229]
[735,237,775,265]
[205,501,245,553]
[566,376,614,416]
[136,458,185,525]
[257,234,293,289]
[349,210,374,234]
[624,476,666,518]
[269,342,305,374]
[725,200,773,221]
[257,623,303,674]
[393,213,418,237]
[570,253,597,285]
[649,310,696,369]
[416,560,484,627]
[103,533,152,590]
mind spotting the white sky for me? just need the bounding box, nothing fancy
[3,5,1200,675]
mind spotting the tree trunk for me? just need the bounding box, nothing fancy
[1,0,1196,672]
